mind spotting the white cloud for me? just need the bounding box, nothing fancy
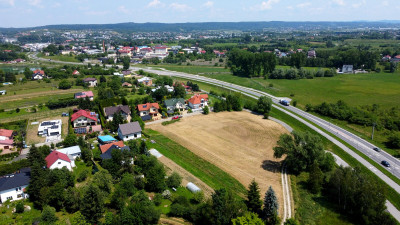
[169,3,192,11]
[85,10,109,16]
[52,2,61,8]
[332,0,345,6]
[203,1,214,8]
[297,2,311,8]
[352,0,366,8]
[382,1,389,6]
[147,0,162,8]
[28,0,42,6]
[259,0,280,11]
[118,5,129,14]
[0,0,14,6]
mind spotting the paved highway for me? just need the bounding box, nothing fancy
[131,66,400,195]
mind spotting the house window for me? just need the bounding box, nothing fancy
[6,196,12,200]
[17,194,22,198]
[58,162,61,164]
[126,136,128,139]
[134,134,137,137]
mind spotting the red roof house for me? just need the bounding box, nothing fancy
[0,129,13,139]
[71,109,97,122]
[137,103,160,120]
[33,69,45,75]
[187,94,209,109]
[74,91,94,100]
[45,151,73,170]
[72,70,80,75]
[100,141,125,154]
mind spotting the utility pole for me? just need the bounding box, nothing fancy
[371,122,376,140]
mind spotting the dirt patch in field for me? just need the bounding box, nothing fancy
[149,111,289,215]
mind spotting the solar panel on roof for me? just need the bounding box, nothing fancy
[74,128,87,134]
[50,125,59,129]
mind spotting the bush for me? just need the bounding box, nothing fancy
[166,172,182,188]
[77,170,89,182]
[16,108,20,113]
[292,100,297,107]
[154,193,163,206]
[263,113,269,119]
[192,191,204,204]
[41,206,57,224]
[269,83,274,87]
[15,201,24,213]
[58,79,72,89]
[387,132,400,149]
[203,106,209,115]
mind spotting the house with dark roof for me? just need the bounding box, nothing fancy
[187,94,209,109]
[83,78,97,87]
[118,121,142,141]
[100,145,131,160]
[74,91,94,101]
[45,151,75,171]
[164,98,186,114]
[0,168,30,203]
[137,103,160,120]
[104,105,131,122]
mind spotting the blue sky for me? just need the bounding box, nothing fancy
[0,0,397,27]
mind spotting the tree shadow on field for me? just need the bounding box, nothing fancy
[261,160,281,173]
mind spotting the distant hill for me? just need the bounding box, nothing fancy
[1,21,400,32]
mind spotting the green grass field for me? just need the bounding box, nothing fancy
[37,53,80,62]
[146,129,247,198]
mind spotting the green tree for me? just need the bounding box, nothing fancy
[81,184,104,224]
[232,212,264,225]
[63,133,78,147]
[211,188,246,225]
[122,56,130,70]
[308,163,324,194]
[16,201,24,213]
[111,112,124,132]
[273,131,335,174]
[290,52,306,69]
[173,84,186,98]
[24,67,31,80]
[263,186,278,221]
[120,173,137,196]
[166,172,182,188]
[92,170,113,194]
[257,96,272,115]
[387,131,400,148]
[58,79,72,89]
[41,205,57,224]
[70,211,90,225]
[203,105,209,115]
[284,218,300,225]
[246,179,262,214]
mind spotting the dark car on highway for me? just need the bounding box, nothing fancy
[373,147,381,152]
[381,160,390,167]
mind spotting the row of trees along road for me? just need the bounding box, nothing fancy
[273,131,397,225]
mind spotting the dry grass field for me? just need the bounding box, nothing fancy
[149,111,289,213]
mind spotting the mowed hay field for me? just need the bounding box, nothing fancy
[149,111,289,214]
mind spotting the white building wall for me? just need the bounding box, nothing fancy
[0,185,28,203]
[73,116,96,128]
[49,159,73,171]
[118,130,141,142]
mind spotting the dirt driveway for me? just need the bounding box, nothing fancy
[149,111,289,215]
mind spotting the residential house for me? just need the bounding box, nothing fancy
[122,70,131,76]
[101,145,131,160]
[71,109,97,129]
[0,129,13,141]
[151,85,174,93]
[307,50,316,58]
[118,121,142,142]
[382,55,392,62]
[0,90,6,95]
[37,120,61,137]
[122,82,132,87]
[154,46,168,54]
[0,168,31,203]
[98,135,117,144]
[113,72,124,77]
[56,146,81,159]
[74,91,94,101]
[341,65,354,74]
[104,105,131,122]
[32,69,45,80]
[187,94,209,109]
[137,103,160,120]
[83,78,97,87]
[164,98,186,114]
[137,77,153,86]
[72,70,80,75]
[118,49,132,58]
[45,151,75,171]
[391,55,400,63]
[100,141,125,154]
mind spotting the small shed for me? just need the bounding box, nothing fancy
[186,182,201,193]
